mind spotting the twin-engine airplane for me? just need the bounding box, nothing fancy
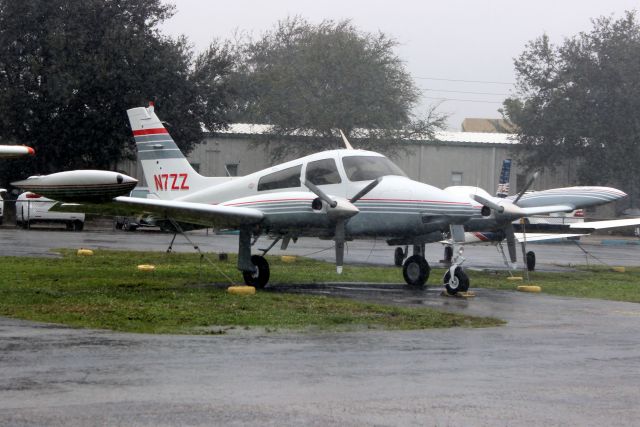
[13,105,629,294]
[429,160,634,270]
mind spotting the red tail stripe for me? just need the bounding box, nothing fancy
[132,128,168,136]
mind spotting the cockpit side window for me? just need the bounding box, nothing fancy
[342,156,407,181]
[257,165,302,191]
[305,158,342,185]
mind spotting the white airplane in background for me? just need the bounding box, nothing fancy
[13,105,630,294]
[426,159,638,271]
[0,145,34,158]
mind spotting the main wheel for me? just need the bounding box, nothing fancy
[402,255,430,287]
[242,255,270,289]
[443,267,470,295]
[122,218,137,232]
[526,251,536,271]
[394,247,405,267]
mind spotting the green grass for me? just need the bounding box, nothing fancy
[0,250,501,334]
[2,250,638,334]
[468,267,640,303]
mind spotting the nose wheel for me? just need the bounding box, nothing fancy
[443,266,469,295]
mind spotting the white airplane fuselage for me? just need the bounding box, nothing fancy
[158,149,483,240]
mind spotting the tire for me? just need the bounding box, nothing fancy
[402,255,430,287]
[74,220,84,232]
[394,247,404,267]
[444,267,470,295]
[242,255,270,289]
[122,218,137,232]
[526,251,536,271]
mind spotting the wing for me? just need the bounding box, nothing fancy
[514,233,584,242]
[112,196,263,228]
[570,218,640,230]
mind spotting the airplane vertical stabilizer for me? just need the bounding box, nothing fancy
[127,105,233,200]
[496,159,511,198]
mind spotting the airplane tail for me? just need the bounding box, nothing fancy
[127,104,232,200]
[496,159,512,198]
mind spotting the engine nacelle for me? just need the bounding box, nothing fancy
[12,170,138,203]
[310,196,359,220]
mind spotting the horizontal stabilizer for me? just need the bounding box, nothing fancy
[570,218,640,230]
[514,233,584,242]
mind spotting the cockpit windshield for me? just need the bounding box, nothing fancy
[342,155,407,182]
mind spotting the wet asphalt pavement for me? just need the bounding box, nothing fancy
[1,226,640,271]
[1,227,640,425]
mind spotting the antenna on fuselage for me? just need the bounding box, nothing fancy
[339,129,354,150]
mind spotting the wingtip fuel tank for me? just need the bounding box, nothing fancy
[12,170,137,202]
[0,145,35,158]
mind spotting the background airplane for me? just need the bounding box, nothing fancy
[0,145,34,158]
[425,159,638,270]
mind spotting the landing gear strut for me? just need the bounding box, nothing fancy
[443,225,470,295]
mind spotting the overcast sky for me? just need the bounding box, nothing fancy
[161,0,638,130]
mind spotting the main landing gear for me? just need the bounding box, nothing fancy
[397,225,470,295]
[401,245,431,287]
[242,255,270,288]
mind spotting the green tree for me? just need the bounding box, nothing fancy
[232,17,445,159]
[503,11,640,207]
[0,0,235,185]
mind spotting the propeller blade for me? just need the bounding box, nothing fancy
[504,224,517,263]
[513,170,540,204]
[350,177,383,204]
[303,180,337,208]
[472,193,505,213]
[335,219,345,274]
[339,129,354,150]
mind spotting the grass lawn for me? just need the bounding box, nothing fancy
[0,250,502,334]
[468,267,640,303]
[2,250,638,334]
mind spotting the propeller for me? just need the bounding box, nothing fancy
[472,170,540,266]
[303,177,382,274]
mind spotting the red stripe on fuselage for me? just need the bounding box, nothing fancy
[359,198,471,205]
[223,197,474,207]
[472,232,490,241]
[132,128,169,136]
[224,198,315,206]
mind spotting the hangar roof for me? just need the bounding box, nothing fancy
[217,123,518,145]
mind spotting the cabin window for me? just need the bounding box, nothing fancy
[257,165,302,191]
[342,155,406,181]
[306,158,341,185]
